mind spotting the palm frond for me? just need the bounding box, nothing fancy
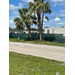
[18,9,23,16]
[46,1,50,5]
[14,17,20,23]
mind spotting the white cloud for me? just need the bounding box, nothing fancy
[9,20,14,24]
[53,2,64,7]
[59,10,65,17]
[59,14,65,17]
[60,10,65,13]
[44,16,65,28]
[14,25,16,27]
[50,13,54,16]
[13,11,19,15]
[55,17,61,22]
[54,17,65,26]
[52,0,65,2]
[9,3,22,28]
[9,20,16,28]
[22,0,33,3]
[18,3,23,8]
[9,4,18,12]
[9,3,23,12]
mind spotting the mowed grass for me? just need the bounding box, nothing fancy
[9,52,65,75]
[9,38,65,47]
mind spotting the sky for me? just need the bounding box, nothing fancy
[9,0,65,29]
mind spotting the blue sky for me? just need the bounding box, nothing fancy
[9,0,65,29]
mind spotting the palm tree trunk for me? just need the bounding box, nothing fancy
[28,29,32,41]
[42,12,44,28]
[26,23,32,41]
[37,12,42,41]
[40,12,44,41]
[40,27,42,41]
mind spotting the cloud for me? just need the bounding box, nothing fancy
[22,0,33,3]
[59,10,65,17]
[54,17,61,22]
[52,0,65,2]
[54,17,65,25]
[59,14,65,17]
[53,2,64,7]
[9,20,14,24]
[44,19,55,27]
[9,20,16,28]
[12,9,20,17]
[50,13,54,16]
[18,3,23,8]
[9,3,23,28]
[14,25,16,27]
[9,4,18,12]
[60,10,65,13]
[9,3,23,12]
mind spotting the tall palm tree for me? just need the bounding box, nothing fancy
[28,0,52,40]
[18,8,37,40]
[28,1,43,40]
[14,17,25,30]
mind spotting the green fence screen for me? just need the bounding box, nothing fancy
[9,33,65,43]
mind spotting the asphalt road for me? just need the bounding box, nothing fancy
[9,42,65,62]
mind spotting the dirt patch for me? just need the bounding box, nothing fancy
[30,68,35,71]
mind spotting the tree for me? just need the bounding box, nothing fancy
[14,17,25,30]
[61,26,65,28]
[9,27,12,31]
[18,8,37,40]
[28,0,52,40]
[42,1,52,28]
[45,26,49,28]
[28,1,43,40]
[30,28,37,31]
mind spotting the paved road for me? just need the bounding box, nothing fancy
[9,42,65,62]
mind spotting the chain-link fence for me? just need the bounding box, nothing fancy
[9,33,65,43]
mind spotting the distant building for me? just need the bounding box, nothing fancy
[10,30,24,33]
[44,28,65,34]
[10,30,39,34]
[10,28,65,34]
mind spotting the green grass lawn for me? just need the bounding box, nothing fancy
[9,52,65,75]
[9,38,65,47]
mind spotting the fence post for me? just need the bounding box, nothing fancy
[18,37,19,40]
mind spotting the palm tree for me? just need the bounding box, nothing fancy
[42,1,52,28]
[28,1,43,40]
[14,17,25,30]
[18,8,37,40]
[28,0,52,40]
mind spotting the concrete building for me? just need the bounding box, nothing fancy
[44,28,65,34]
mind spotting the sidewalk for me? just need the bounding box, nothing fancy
[9,42,65,62]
